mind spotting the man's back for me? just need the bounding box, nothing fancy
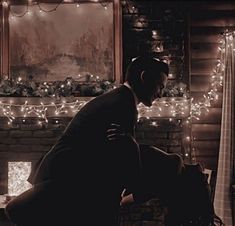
[25,85,140,225]
[31,85,138,184]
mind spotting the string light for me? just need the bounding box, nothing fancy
[1,0,8,7]
[9,3,29,17]
[190,32,229,120]
[137,97,190,120]
[8,0,110,18]
[37,1,62,13]
[188,31,234,163]
[0,100,88,124]
[0,97,191,125]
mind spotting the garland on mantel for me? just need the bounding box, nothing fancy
[0,76,190,124]
[0,76,189,98]
[0,76,115,98]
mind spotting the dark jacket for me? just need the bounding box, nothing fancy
[29,85,141,224]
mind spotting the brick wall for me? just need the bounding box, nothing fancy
[122,0,187,84]
[0,116,183,226]
[136,118,183,154]
[0,117,183,195]
[0,117,69,194]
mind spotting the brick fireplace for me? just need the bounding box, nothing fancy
[0,115,185,195]
[0,99,186,225]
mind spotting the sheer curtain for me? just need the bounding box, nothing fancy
[214,33,234,226]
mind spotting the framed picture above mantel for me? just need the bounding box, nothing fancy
[0,0,122,97]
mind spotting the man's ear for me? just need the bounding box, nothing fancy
[140,70,146,83]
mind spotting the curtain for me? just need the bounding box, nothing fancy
[214,33,234,226]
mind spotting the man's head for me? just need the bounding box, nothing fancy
[125,56,169,107]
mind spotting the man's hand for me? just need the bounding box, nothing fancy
[106,123,126,141]
[106,123,137,145]
[120,188,134,206]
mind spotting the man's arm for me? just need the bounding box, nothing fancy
[106,123,144,204]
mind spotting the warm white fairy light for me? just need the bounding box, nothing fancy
[0,104,15,122]
[8,162,32,196]
[0,100,88,124]
[190,32,232,120]
[1,96,191,125]
[2,0,8,7]
[187,32,234,163]
[9,1,110,19]
[151,121,158,126]
[137,97,190,119]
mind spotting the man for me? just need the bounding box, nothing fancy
[5,56,169,226]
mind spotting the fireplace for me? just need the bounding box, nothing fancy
[8,161,32,196]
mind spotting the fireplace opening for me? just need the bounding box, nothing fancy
[8,162,32,196]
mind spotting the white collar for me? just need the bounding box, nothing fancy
[123,82,138,107]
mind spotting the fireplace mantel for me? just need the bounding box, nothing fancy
[0,96,191,119]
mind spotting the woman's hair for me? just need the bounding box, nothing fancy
[165,163,224,226]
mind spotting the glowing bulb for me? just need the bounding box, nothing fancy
[168,73,174,79]
[2,1,8,7]
[152,30,157,36]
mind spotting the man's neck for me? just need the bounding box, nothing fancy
[123,82,138,107]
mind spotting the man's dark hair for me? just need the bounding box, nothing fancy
[125,56,169,87]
